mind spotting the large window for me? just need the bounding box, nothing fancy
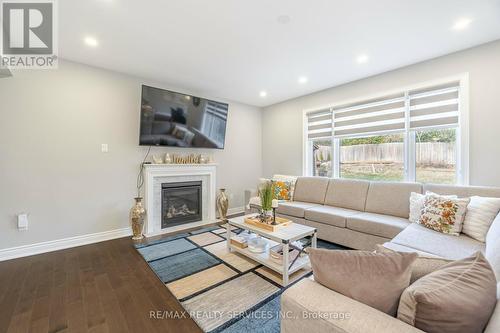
[415,128,456,184]
[311,138,333,177]
[304,77,467,184]
[340,134,404,181]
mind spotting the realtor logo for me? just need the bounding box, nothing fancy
[1,0,57,68]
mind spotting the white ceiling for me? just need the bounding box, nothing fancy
[59,0,500,107]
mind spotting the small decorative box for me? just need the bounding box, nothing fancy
[230,235,248,249]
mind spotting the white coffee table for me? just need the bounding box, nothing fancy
[226,214,317,286]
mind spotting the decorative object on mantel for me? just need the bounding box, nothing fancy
[164,153,172,164]
[130,197,146,240]
[216,188,229,222]
[167,153,211,164]
[152,154,164,164]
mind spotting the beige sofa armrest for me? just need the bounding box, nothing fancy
[281,278,424,333]
[245,189,259,214]
[245,189,258,202]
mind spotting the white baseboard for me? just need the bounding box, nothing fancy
[0,227,132,262]
[0,207,245,262]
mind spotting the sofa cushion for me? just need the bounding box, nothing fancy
[398,252,497,333]
[376,244,453,284]
[485,299,500,333]
[486,214,500,280]
[304,205,361,228]
[276,201,320,218]
[309,248,417,316]
[383,242,440,258]
[281,278,425,333]
[390,223,485,260]
[365,181,422,218]
[292,177,329,204]
[324,178,370,211]
[347,212,410,238]
[423,183,500,198]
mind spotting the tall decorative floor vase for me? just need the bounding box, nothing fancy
[130,197,146,240]
[216,189,229,222]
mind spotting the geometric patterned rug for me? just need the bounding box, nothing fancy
[135,224,345,333]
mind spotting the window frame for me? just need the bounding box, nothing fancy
[302,74,469,185]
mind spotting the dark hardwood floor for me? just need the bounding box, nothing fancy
[0,236,202,333]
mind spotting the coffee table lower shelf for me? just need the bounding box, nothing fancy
[227,214,317,286]
[228,242,310,276]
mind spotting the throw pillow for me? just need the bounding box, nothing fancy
[272,175,297,199]
[375,245,452,283]
[418,195,469,235]
[308,248,417,316]
[409,192,425,223]
[172,125,186,139]
[183,130,195,145]
[273,180,292,201]
[398,252,497,333]
[409,191,458,223]
[462,196,500,242]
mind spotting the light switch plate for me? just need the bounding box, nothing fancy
[18,213,28,231]
[101,144,109,153]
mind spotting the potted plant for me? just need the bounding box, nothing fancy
[259,181,274,222]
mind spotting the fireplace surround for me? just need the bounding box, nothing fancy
[143,163,217,236]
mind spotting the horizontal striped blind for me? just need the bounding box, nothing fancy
[408,82,459,130]
[306,109,332,139]
[332,93,406,137]
[206,101,228,120]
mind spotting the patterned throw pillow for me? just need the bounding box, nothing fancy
[273,181,292,201]
[418,196,470,235]
[409,192,458,223]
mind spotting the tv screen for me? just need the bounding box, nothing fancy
[139,85,228,149]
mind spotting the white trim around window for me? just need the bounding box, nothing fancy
[302,73,470,185]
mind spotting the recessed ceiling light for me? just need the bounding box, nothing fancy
[356,54,369,64]
[84,36,98,47]
[298,76,308,84]
[259,91,267,97]
[277,15,291,24]
[452,18,472,31]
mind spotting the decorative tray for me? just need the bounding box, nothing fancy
[244,216,292,232]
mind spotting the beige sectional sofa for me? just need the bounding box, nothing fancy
[278,177,500,333]
[277,177,424,250]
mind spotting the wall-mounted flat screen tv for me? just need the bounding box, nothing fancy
[139,85,228,149]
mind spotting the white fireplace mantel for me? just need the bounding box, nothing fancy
[143,163,217,237]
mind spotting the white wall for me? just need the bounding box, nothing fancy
[0,60,262,250]
[262,40,500,187]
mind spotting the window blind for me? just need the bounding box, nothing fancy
[306,109,332,139]
[332,93,406,137]
[409,82,460,130]
[206,101,228,120]
[202,101,228,145]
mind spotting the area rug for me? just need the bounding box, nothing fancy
[135,225,344,333]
